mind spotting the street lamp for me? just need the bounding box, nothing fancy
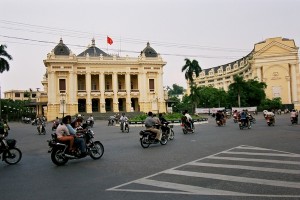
[60,93,66,118]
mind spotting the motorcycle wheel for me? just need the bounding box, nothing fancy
[140,137,150,148]
[3,147,22,165]
[182,128,188,134]
[51,148,68,166]
[169,129,174,140]
[160,136,168,145]
[89,141,104,160]
[125,125,129,133]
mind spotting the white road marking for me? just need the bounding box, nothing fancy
[222,151,300,157]
[208,156,300,165]
[188,162,300,174]
[107,145,300,197]
[164,169,300,189]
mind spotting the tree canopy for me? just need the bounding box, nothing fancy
[0,44,13,73]
[181,58,202,85]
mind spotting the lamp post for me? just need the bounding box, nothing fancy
[60,93,66,118]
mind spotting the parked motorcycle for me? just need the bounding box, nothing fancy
[48,128,104,166]
[0,134,22,165]
[37,121,46,135]
[120,120,129,133]
[86,120,94,128]
[139,127,168,148]
[161,123,174,140]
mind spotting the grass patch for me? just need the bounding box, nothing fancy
[129,112,205,122]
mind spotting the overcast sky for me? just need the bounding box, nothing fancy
[1,0,300,95]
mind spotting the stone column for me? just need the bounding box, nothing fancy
[68,71,77,104]
[112,72,119,112]
[48,71,56,104]
[286,76,292,103]
[125,72,131,112]
[256,66,262,81]
[291,64,298,102]
[99,73,106,113]
[86,72,92,113]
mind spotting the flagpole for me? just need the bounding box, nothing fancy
[106,36,108,54]
[119,36,121,56]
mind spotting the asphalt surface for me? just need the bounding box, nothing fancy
[1,113,300,200]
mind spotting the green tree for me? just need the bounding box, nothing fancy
[228,75,247,107]
[168,84,185,96]
[245,79,267,106]
[0,44,13,73]
[181,58,202,85]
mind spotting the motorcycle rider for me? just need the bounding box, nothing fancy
[215,110,223,126]
[183,110,194,129]
[120,113,129,131]
[144,112,161,142]
[290,109,298,124]
[55,116,75,152]
[87,115,94,126]
[159,113,170,134]
[239,110,248,127]
[65,115,87,157]
[265,109,275,124]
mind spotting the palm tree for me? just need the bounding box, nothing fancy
[0,44,13,73]
[181,58,202,85]
[229,75,246,107]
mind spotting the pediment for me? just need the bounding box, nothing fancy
[254,41,295,57]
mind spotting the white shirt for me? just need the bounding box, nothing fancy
[185,113,192,121]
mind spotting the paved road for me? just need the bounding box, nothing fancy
[1,113,300,200]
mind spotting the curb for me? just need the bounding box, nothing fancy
[114,120,208,127]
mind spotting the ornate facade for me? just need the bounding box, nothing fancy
[189,37,300,109]
[41,39,167,120]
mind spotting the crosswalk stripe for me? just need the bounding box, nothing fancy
[164,169,300,189]
[222,151,300,157]
[208,156,300,165]
[188,162,300,174]
[236,145,299,154]
[133,178,252,196]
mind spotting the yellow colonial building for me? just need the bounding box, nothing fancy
[189,37,300,109]
[41,38,167,120]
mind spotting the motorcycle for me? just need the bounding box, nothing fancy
[181,121,195,134]
[22,117,31,124]
[52,121,59,131]
[120,120,129,133]
[48,128,104,166]
[161,122,174,140]
[108,117,115,126]
[249,115,256,124]
[216,119,225,126]
[86,120,94,128]
[37,121,46,135]
[0,134,22,165]
[31,118,38,126]
[139,126,168,148]
[291,116,298,125]
[266,116,275,126]
[239,119,251,130]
